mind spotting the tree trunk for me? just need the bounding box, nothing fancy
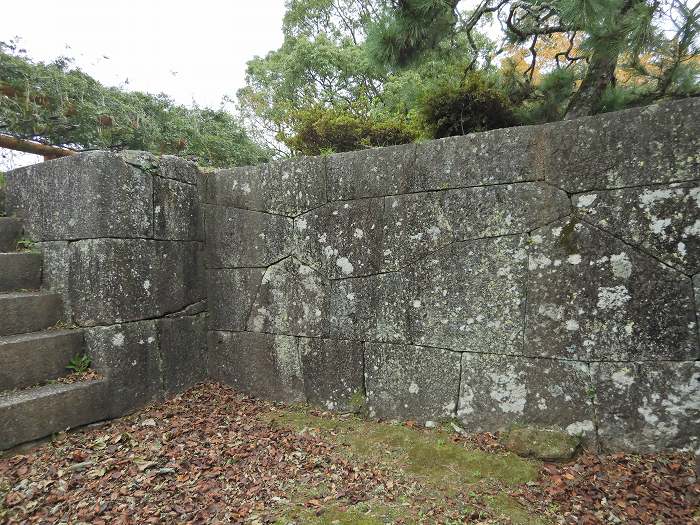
[564,48,618,120]
[0,134,76,159]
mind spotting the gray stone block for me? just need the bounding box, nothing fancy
[299,338,364,411]
[0,217,22,252]
[0,252,42,292]
[158,314,207,394]
[0,380,109,450]
[0,329,84,391]
[85,320,162,417]
[246,257,329,337]
[406,236,528,354]
[525,219,698,361]
[0,292,63,336]
[542,98,700,192]
[295,198,384,278]
[207,331,304,402]
[68,239,205,326]
[6,151,153,240]
[573,183,700,274]
[205,205,294,268]
[154,176,203,241]
[207,268,264,330]
[457,353,595,439]
[327,144,416,200]
[36,241,72,320]
[593,361,700,452]
[414,125,541,192]
[364,342,460,422]
[158,155,200,185]
[205,156,326,216]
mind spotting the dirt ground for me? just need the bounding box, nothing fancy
[1,383,698,524]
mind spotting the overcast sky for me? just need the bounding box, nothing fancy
[1,0,287,168]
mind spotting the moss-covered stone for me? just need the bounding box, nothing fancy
[502,426,581,461]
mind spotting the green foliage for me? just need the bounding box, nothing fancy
[16,238,34,251]
[513,69,577,124]
[0,43,270,168]
[419,73,517,138]
[285,104,418,155]
[66,354,91,374]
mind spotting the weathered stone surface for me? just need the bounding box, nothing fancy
[205,156,326,216]
[327,144,415,201]
[69,239,205,326]
[414,125,540,192]
[541,98,700,192]
[208,331,304,402]
[295,198,384,278]
[0,292,63,336]
[364,342,460,422]
[381,183,570,271]
[457,353,595,438]
[246,257,329,337]
[158,314,207,394]
[0,252,42,292]
[207,268,264,331]
[502,427,581,461]
[154,176,203,241]
[573,184,700,274]
[158,155,200,185]
[407,236,528,354]
[6,152,153,240]
[0,217,22,252]
[526,219,698,361]
[593,361,700,452]
[299,338,364,411]
[205,205,293,268]
[165,299,208,318]
[36,241,71,320]
[85,320,162,417]
[329,271,409,343]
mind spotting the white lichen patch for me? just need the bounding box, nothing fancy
[111,332,125,347]
[565,420,594,435]
[336,257,354,275]
[408,382,420,394]
[567,254,582,265]
[487,371,527,414]
[575,194,598,208]
[597,285,631,310]
[565,319,580,331]
[353,228,364,239]
[609,252,632,279]
[611,368,635,389]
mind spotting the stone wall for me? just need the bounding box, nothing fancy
[205,98,699,453]
[5,152,207,418]
[5,98,699,452]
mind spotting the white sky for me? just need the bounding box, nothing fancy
[0,0,287,169]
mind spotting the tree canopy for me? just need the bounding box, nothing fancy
[0,42,270,168]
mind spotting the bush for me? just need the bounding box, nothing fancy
[419,73,517,138]
[284,106,418,156]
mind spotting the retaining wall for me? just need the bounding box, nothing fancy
[6,98,700,452]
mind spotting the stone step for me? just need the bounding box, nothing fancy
[0,330,84,391]
[0,217,23,252]
[0,292,63,336]
[0,380,108,450]
[0,252,42,292]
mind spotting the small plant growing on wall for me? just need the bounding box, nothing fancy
[66,354,91,374]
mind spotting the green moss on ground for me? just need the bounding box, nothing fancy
[262,407,547,524]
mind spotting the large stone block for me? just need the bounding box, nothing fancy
[542,98,700,192]
[299,338,364,411]
[329,271,409,343]
[6,151,153,240]
[295,198,384,278]
[413,125,541,192]
[205,156,326,216]
[207,268,265,331]
[36,241,71,320]
[327,144,416,200]
[381,183,570,271]
[525,219,698,361]
[205,205,294,268]
[158,314,207,394]
[593,361,700,452]
[207,331,304,402]
[158,155,200,185]
[246,257,329,337]
[69,239,205,326]
[457,353,595,438]
[573,183,700,274]
[154,176,203,241]
[364,342,460,422]
[407,236,528,354]
[84,320,162,417]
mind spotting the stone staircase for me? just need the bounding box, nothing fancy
[0,215,107,450]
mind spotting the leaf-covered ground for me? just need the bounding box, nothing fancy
[0,383,698,524]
